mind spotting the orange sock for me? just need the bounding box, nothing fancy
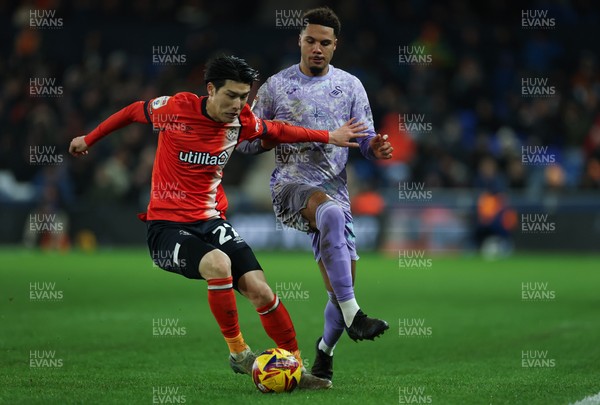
[224,333,249,354]
[291,349,304,369]
[256,295,298,353]
[207,277,243,350]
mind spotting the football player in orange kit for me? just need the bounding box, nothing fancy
[69,55,366,389]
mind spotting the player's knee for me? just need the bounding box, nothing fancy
[308,190,330,207]
[316,200,345,233]
[256,283,275,307]
[302,190,329,228]
[246,281,275,307]
[199,249,231,279]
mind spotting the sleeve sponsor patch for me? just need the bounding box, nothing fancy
[250,96,259,111]
[249,110,261,134]
[151,96,170,110]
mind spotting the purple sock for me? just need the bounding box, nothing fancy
[315,201,354,303]
[322,293,345,348]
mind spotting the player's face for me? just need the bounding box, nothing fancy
[298,24,337,76]
[207,80,251,123]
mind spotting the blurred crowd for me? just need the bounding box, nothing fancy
[1,0,600,215]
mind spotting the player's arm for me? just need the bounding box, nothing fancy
[68,100,152,156]
[236,120,294,154]
[351,80,393,160]
[261,118,367,148]
[236,81,275,155]
[240,88,368,148]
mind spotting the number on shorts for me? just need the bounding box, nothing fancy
[211,223,239,245]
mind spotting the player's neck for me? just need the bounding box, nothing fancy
[299,63,329,77]
[204,98,221,122]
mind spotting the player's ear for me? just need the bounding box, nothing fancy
[298,33,302,47]
[333,38,337,51]
[207,82,214,97]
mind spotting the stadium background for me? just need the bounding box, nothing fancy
[2,2,600,405]
[1,0,599,253]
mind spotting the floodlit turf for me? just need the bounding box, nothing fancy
[1,249,599,404]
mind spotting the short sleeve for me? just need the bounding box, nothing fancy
[251,80,275,120]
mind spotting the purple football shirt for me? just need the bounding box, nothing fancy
[252,64,376,210]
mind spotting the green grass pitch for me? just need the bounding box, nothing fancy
[1,249,599,404]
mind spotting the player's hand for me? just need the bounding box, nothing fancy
[329,118,368,148]
[69,136,89,157]
[370,133,393,159]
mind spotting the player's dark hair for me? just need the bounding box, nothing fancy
[204,55,259,91]
[302,7,341,37]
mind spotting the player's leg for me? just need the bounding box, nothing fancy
[201,220,297,351]
[274,183,388,340]
[202,220,299,361]
[310,259,354,380]
[235,265,299,357]
[236,270,332,390]
[146,221,250,365]
[301,191,359,325]
[302,191,389,341]
[208,220,331,388]
[237,271,301,360]
[317,259,355,351]
[199,250,253,360]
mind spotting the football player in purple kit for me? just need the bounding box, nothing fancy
[237,7,393,383]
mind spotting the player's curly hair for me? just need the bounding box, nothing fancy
[204,55,259,91]
[302,7,341,36]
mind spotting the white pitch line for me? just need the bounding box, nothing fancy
[570,391,600,405]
